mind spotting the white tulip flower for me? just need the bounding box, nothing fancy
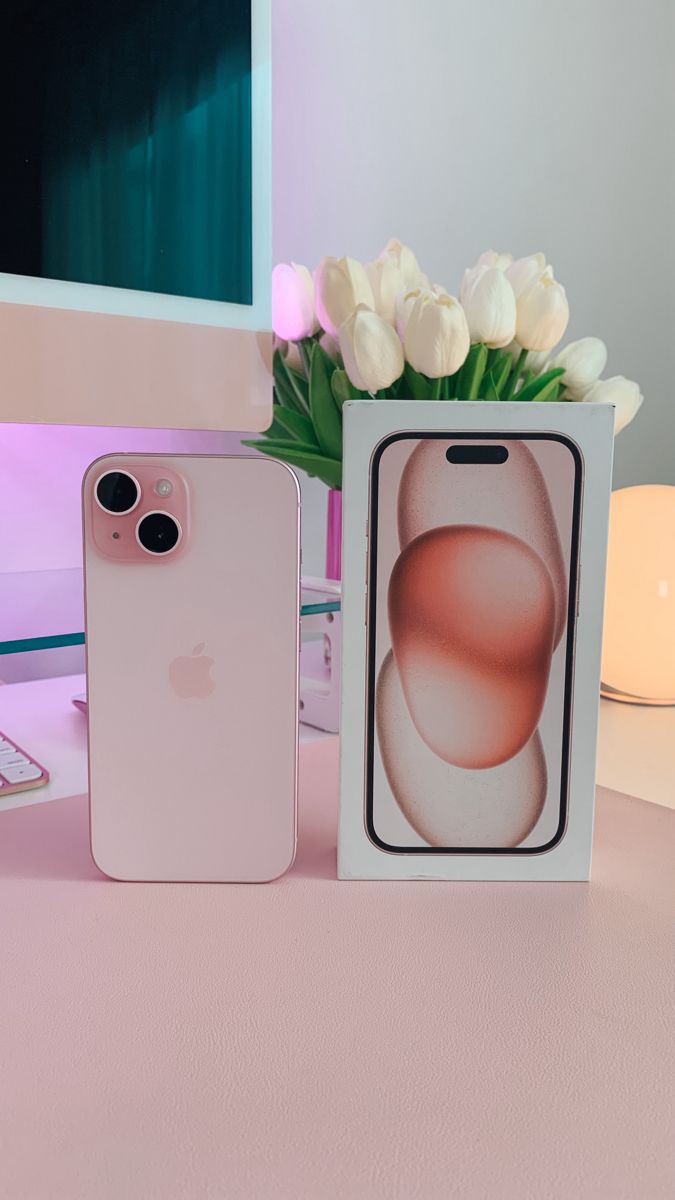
[366,256,406,325]
[477,249,513,271]
[339,305,404,393]
[526,349,550,373]
[395,286,438,339]
[376,238,427,290]
[314,256,375,337]
[459,265,517,348]
[506,252,547,299]
[549,337,607,399]
[404,291,470,378]
[583,376,643,434]
[515,267,569,352]
[271,262,319,341]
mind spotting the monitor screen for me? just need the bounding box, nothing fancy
[1,0,252,305]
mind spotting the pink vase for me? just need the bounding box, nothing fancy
[325,488,342,580]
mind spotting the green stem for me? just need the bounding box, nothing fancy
[457,343,488,401]
[445,370,459,399]
[298,338,314,377]
[502,348,528,402]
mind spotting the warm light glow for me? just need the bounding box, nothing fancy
[602,485,675,702]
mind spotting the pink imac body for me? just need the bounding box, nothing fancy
[0,0,272,432]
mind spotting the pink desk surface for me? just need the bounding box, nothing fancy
[0,741,673,1200]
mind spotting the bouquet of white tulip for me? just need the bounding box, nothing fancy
[244,242,644,489]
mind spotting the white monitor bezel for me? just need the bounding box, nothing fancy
[0,0,270,331]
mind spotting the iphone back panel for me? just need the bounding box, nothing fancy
[83,453,300,882]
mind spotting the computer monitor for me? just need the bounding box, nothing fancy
[0,0,272,431]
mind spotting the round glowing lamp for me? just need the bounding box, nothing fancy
[601,485,675,705]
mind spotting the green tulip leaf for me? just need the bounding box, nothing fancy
[444,369,461,399]
[286,363,310,407]
[309,343,342,459]
[475,350,506,400]
[330,370,349,409]
[271,406,319,445]
[481,375,500,402]
[331,368,368,409]
[272,373,301,414]
[402,363,434,400]
[385,373,405,399]
[480,350,512,400]
[457,343,488,401]
[273,350,310,415]
[298,338,314,377]
[273,351,308,414]
[242,440,341,490]
[517,367,566,403]
[263,414,295,443]
[532,379,563,403]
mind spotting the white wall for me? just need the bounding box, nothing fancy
[273,0,675,573]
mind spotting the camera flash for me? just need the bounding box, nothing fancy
[155,479,173,498]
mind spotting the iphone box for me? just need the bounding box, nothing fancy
[338,401,615,881]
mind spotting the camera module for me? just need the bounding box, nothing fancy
[95,470,140,515]
[136,511,182,556]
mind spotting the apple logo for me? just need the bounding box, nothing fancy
[169,643,215,699]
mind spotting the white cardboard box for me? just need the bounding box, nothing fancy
[338,401,615,881]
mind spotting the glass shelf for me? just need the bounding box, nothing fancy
[0,572,341,657]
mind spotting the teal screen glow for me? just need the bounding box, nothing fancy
[2,0,253,304]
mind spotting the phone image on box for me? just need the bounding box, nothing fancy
[365,432,583,855]
[83,453,300,881]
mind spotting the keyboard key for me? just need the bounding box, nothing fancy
[0,752,29,767]
[1,764,43,784]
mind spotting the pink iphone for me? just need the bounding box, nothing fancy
[366,432,583,855]
[83,454,300,882]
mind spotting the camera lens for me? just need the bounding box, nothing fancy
[95,470,140,514]
[136,511,181,556]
